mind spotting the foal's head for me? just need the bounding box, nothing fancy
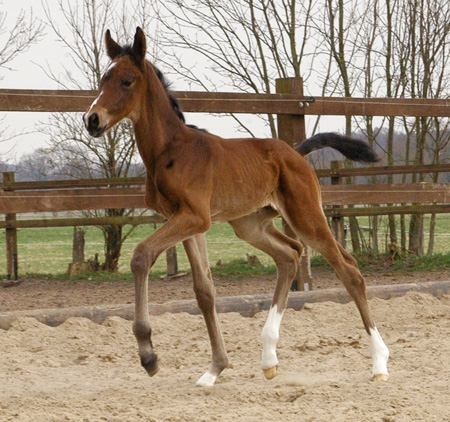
[84,27,150,137]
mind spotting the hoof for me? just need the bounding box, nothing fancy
[141,353,159,377]
[371,373,389,382]
[196,371,217,387]
[263,366,277,380]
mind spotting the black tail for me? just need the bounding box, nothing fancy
[295,132,380,163]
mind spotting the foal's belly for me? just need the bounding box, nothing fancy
[210,189,277,222]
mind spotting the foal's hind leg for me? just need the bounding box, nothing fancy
[183,234,228,386]
[229,207,303,380]
[334,242,390,380]
[280,190,389,381]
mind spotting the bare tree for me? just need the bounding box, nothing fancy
[381,0,418,254]
[418,1,450,254]
[41,0,151,271]
[354,0,383,253]
[0,8,43,72]
[399,0,450,255]
[314,0,371,253]
[154,0,319,138]
[0,7,44,155]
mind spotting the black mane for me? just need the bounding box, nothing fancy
[151,64,186,124]
[152,64,207,132]
[117,44,205,131]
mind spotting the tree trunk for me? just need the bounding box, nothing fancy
[400,215,407,252]
[409,214,424,256]
[387,117,397,245]
[345,117,361,253]
[409,117,426,256]
[427,214,436,255]
[400,120,411,254]
[371,215,379,253]
[102,224,123,272]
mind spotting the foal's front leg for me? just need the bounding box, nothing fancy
[183,234,228,386]
[130,212,210,377]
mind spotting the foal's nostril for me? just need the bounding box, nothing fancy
[88,113,100,130]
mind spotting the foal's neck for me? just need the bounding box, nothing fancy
[132,62,188,174]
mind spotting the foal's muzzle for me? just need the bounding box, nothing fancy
[84,112,106,137]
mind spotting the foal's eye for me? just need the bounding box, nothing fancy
[121,79,134,88]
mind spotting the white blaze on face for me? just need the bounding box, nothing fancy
[106,61,117,72]
[369,327,389,377]
[84,63,118,128]
[84,91,104,126]
[89,91,103,110]
[261,305,284,370]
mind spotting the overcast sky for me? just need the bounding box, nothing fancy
[1,1,73,160]
[0,1,344,162]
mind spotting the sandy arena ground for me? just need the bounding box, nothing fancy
[2,269,450,312]
[1,291,449,422]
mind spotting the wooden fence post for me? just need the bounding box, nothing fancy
[330,161,346,246]
[276,77,312,291]
[276,78,307,144]
[72,226,85,264]
[166,246,178,276]
[3,172,18,280]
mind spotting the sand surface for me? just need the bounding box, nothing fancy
[1,291,449,421]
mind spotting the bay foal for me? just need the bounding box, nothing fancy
[84,28,389,386]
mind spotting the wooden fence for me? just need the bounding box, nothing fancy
[2,163,450,219]
[2,163,450,280]
[1,83,450,282]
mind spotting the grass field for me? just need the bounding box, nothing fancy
[0,219,283,278]
[1,214,450,279]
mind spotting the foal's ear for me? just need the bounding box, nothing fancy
[132,27,146,64]
[105,29,121,60]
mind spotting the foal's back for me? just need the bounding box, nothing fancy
[193,133,318,222]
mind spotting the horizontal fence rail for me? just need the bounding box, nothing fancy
[1,164,449,232]
[1,164,450,216]
[0,215,165,229]
[328,204,450,217]
[1,183,450,215]
[1,205,449,230]
[322,183,450,206]
[2,163,450,191]
[0,176,146,191]
[315,163,450,178]
[0,187,146,213]
[2,89,450,117]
